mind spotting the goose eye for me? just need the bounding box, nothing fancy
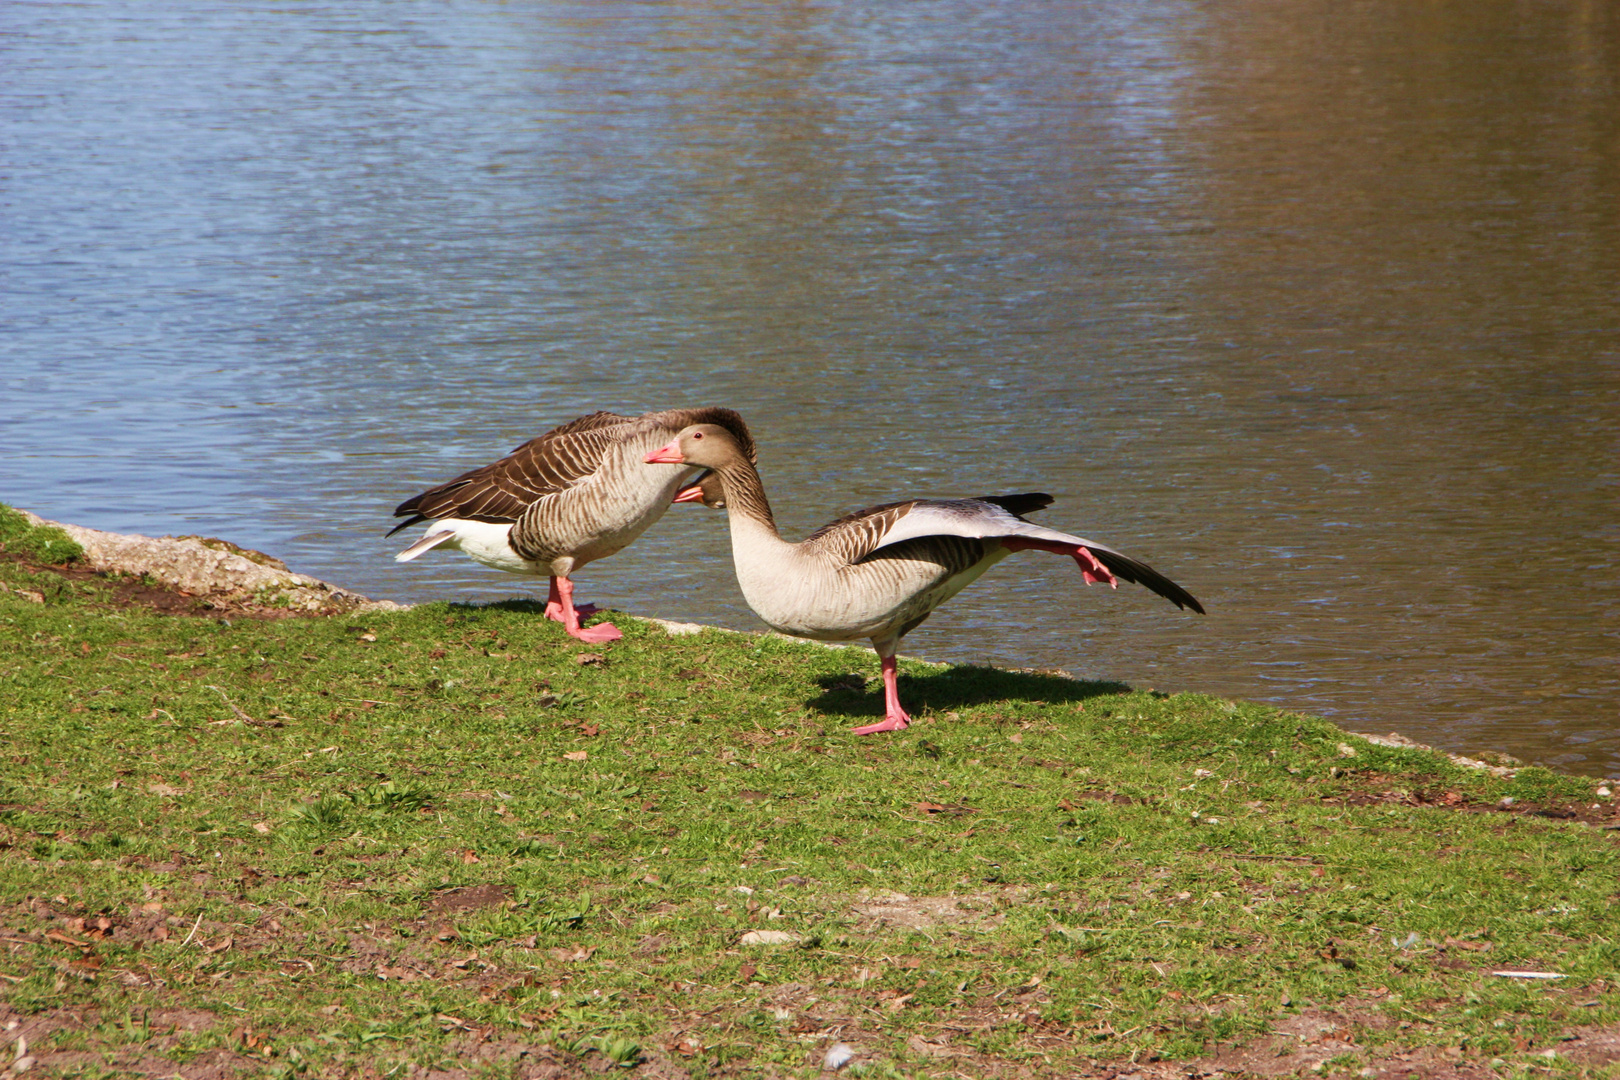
[693,431,704,439]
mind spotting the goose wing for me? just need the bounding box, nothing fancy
[810,495,1203,614]
[389,411,637,534]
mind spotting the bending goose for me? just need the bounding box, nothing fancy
[390,409,755,643]
[649,424,1203,733]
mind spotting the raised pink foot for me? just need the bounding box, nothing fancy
[569,621,622,644]
[852,715,910,735]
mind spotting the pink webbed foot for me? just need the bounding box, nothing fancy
[544,600,601,622]
[568,621,622,644]
[855,651,913,734]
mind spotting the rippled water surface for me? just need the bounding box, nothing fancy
[4,1,1616,772]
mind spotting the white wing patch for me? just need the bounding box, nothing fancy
[868,500,1106,556]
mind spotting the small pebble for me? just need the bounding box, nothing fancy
[1597,786,1612,797]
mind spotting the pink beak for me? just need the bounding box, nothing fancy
[672,485,704,504]
[644,439,685,465]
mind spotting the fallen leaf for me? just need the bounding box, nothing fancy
[575,653,606,666]
[548,946,596,963]
[460,850,481,864]
[738,930,797,946]
[562,750,588,762]
[252,822,272,835]
[884,993,914,1012]
[14,589,44,604]
[204,935,233,954]
[738,963,757,981]
[580,724,600,737]
[45,930,89,948]
[148,783,186,797]
[915,800,975,816]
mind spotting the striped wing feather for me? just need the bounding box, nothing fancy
[388,407,757,537]
[389,412,636,534]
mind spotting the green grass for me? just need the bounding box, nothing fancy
[1,508,1617,1078]
[0,504,82,566]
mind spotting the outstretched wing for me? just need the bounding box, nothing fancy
[389,411,637,534]
[810,494,1203,614]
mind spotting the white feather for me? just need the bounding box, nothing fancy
[868,500,1100,555]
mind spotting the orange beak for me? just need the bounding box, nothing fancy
[644,439,685,465]
[672,485,705,504]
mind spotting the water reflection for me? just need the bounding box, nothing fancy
[1,0,1615,772]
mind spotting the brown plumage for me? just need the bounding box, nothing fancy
[391,408,755,642]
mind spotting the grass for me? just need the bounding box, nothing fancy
[1,507,1617,1078]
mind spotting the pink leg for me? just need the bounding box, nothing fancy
[852,652,911,735]
[999,537,1118,588]
[545,576,621,643]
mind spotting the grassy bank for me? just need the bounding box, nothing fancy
[1,507,1617,1079]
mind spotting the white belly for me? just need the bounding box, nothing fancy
[437,519,544,576]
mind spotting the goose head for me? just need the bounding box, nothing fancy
[644,423,746,469]
[673,469,727,508]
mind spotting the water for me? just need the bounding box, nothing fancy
[3,1,1616,773]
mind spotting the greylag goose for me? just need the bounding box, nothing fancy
[390,409,755,643]
[649,424,1203,733]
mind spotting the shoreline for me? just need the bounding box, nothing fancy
[8,505,1547,782]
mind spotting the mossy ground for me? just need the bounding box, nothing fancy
[1,509,1618,1079]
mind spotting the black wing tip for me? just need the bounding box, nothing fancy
[386,514,426,538]
[1090,549,1205,614]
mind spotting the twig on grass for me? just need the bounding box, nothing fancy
[180,912,203,948]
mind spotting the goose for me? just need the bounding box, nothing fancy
[649,424,1204,733]
[389,409,755,643]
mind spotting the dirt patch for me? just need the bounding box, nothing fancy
[428,884,512,914]
[850,889,1008,931]
[1322,770,1620,829]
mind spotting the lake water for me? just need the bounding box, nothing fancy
[4,1,1616,774]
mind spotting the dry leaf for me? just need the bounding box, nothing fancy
[915,800,975,816]
[148,783,186,797]
[204,935,233,954]
[579,723,600,737]
[575,653,606,666]
[548,946,596,963]
[738,930,796,946]
[562,750,588,762]
[252,822,272,835]
[460,850,481,864]
[738,963,757,981]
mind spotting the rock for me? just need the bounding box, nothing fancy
[16,509,403,614]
